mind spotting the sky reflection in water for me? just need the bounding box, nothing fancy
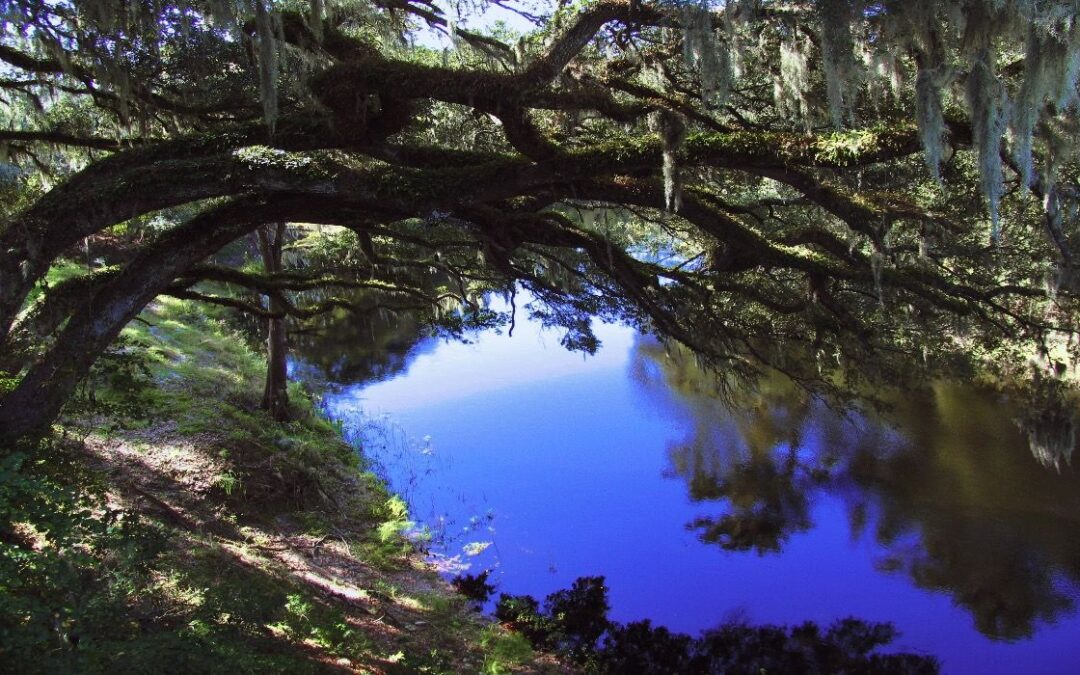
[318,315,1080,674]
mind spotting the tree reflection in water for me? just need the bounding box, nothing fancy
[291,306,437,385]
[633,339,1080,641]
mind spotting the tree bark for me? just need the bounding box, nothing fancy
[256,223,290,421]
[0,198,285,445]
[0,120,344,347]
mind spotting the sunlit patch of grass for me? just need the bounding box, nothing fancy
[268,592,375,660]
[19,258,88,313]
[150,567,208,612]
[480,627,535,674]
[416,589,466,618]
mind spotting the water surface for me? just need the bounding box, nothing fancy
[315,314,1080,673]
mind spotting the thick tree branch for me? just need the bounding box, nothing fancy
[0,129,142,151]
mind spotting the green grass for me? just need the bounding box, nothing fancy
[2,293,556,673]
[481,627,536,674]
[20,258,88,310]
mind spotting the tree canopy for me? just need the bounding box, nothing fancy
[2,0,1080,443]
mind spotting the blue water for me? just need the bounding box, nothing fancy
[320,315,1080,673]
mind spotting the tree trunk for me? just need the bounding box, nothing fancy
[257,223,290,421]
[0,152,240,348]
[0,199,276,446]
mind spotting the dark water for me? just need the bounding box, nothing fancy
[314,311,1080,673]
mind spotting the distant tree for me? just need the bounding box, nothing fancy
[2,0,1080,443]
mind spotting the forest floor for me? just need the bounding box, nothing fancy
[3,295,569,673]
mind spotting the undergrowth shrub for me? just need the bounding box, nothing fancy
[0,441,166,670]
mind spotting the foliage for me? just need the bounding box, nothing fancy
[0,443,169,670]
[3,5,1076,669]
[453,569,497,606]
[2,0,1080,444]
[493,575,939,673]
[479,627,535,675]
[66,335,156,426]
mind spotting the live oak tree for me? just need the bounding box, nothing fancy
[2,0,1080,444]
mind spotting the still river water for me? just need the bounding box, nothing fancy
[306,308,1080,673]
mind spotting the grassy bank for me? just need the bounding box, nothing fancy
[0,295,563,673]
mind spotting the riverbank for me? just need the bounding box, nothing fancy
[0,295,567,673]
